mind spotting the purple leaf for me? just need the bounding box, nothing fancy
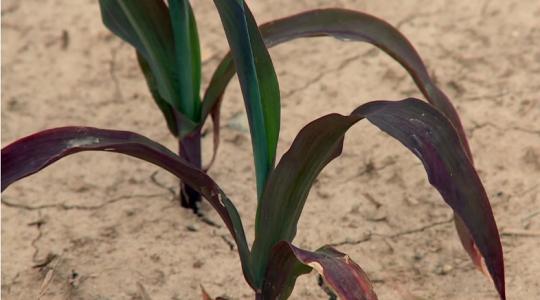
[253,99,504,299]
[202,7,487,283]
[263,241,378,300]
[201,8,470,156]
[1,126,255,287]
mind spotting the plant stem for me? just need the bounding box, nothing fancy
[179,129,202,213]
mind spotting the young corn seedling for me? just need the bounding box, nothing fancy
[98,0,209,212]
[2,0,505,299]
[100,0,288,213]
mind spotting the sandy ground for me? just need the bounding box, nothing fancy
[2,0,539,299]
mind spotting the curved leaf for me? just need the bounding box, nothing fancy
[203,9,465,145]
[202,100,222,172]
[202,7,485,276]
[98,0,180,111]
[1,127,255,288]
[262,242,377,300]
[213,0,280,198]
[251,111,351,285]
[201,7,473,159]
[169,0,202,120]
[252,99,504,299]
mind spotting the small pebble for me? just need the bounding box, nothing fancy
[434,263,453,275]
[193,260,204,268]
[186,224,198,232]
[365,209,387,222]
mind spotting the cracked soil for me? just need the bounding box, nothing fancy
[2,0,540,299]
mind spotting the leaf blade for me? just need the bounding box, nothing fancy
[202,7,485,275]
[136,52,179,136]
[203,8,462,136]
[213,0,280,198]
[98,0,179,112]
[252,99,504,298]
[169,0,202,119]
[364,101,504,298]
[263,242,378,300]
[1,126,255,287]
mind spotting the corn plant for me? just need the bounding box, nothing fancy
[2,0,505,299]
[97,0,208,211]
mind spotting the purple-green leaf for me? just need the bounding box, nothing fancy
[252,99,504,299]
[202,7,487,280]
[0,126,255,287]
[202,9,466,147]
[262,242,377,300]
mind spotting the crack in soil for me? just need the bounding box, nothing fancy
[28,216,46,262]
[150,171,177,201]
[282,52,365,101]
[329,217,453,247]
[468,121,540,137]
[1,193,167,211]
[150,171,222,229]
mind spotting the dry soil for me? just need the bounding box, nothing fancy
[1,0,539,299]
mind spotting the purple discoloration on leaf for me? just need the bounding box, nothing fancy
[202,11,488,274]
[202,9,468,152]
[1,126,255,288]
[364,101,504,299]
[263,242,378,300]
[253,99,504,299]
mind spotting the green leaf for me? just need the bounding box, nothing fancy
[201,8,485,273]
[203,8,458,127]
[1,126,256,288]
[98,0,181,113]
[263,242,378,300]
[251,99,504,299]
[201,55,235,120]
[202,7,470,157]
[136,52,178,136]
[213,0,280,198]
[137,50,199,138]
[136,51,200,138]
[251,106,355,285]
[169,0,202,120]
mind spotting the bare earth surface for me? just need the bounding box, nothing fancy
[2,0,539,299]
